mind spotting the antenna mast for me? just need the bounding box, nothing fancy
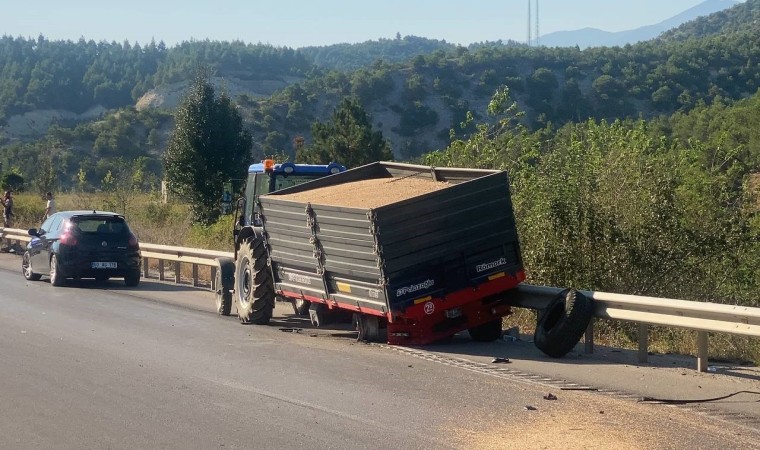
[535,0,540,46]
[527,0,532,46]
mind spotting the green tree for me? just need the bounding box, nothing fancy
[163,68,252,225]
[33,154,57,194]
[297,97,392,168]
[1,170,24,191]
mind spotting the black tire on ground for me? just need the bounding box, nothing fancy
[49,254,65,287]
[533,288,594,358]
[215,257,235,316]
[293,298,311,315]
[235,237,275,325]
[468,319,504,342]
[124,270,140,287]
[22,252,42,281]
[353,313,381,342]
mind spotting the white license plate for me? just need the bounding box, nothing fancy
[92,262,117,269]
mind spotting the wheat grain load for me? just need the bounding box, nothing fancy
[274,177,450,208]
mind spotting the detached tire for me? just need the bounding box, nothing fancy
[235,237,275,325]
[534,288,594,358]
[215,257,235,316]
[468,319,503,342]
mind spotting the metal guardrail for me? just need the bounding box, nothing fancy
[3,227,759,372]
[0,227,234,289]
[510,285,760,372]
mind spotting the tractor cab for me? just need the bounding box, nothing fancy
[238,160,346,229]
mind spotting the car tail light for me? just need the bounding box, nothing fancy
[128,233,140,250]
[60,233,78,246]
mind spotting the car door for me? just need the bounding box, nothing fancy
[35,215,63,274]
[29,216,57,273]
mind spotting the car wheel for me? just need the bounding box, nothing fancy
[49,254,65,287]
[22,252,42,281]
[124,270,140,287]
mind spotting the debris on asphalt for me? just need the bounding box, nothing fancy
[524,405,537,411]
[491,357,511,364]
[543,393,558,401]
[502,326,520,341]
[279,327,302,333]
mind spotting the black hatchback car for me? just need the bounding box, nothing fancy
[22,211,141,287]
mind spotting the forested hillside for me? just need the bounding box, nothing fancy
[1,0,760,191]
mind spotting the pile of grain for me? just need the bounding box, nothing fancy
[274,177,450,208]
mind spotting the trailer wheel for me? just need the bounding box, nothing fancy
[292,298,311,315]
[215,257,235,316]
[468,319,503,342]
[353,313,381,342]
[234,237,275,325]
[534,288,593,358]
[308,302,328,328]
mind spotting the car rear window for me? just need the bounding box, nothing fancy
[73,217,128,234]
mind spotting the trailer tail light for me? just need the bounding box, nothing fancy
[59,233,77,246]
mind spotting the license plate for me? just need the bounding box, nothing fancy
[92,262,117,269]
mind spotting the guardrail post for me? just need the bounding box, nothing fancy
[158,260,165,281]
[638,323,649,363]
[697,331,709,372]
[584,320,594,354]
[192,264,199,287]
[174,261,181,284]
[211,266,217,291]
[142,257,149,278]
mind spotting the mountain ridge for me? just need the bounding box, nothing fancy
[539,0,738,48]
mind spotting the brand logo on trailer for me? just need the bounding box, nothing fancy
[424,301,435,315]
[396,279,435,297]
[476,257,506,273]
[101,241,108,247]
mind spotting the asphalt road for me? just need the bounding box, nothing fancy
[1,256,759,449]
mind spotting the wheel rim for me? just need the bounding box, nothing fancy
[22,253,32,278]
[215,271,223,307]
[50,255,58,282]
[238,256,252,308]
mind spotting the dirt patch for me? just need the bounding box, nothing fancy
[442,391,760,450]
[273,177,450,209]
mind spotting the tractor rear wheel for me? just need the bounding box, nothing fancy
[234,237,275,325]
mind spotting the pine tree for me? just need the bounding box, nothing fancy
[297,97,392,168]
[163,68,252,224]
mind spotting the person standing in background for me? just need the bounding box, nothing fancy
[2,191,13,228]
[43,192,55,221]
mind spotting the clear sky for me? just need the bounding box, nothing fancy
[0,0,725,48]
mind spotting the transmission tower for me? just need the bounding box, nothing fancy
[535,0,540,46]
[527,0,532,46]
